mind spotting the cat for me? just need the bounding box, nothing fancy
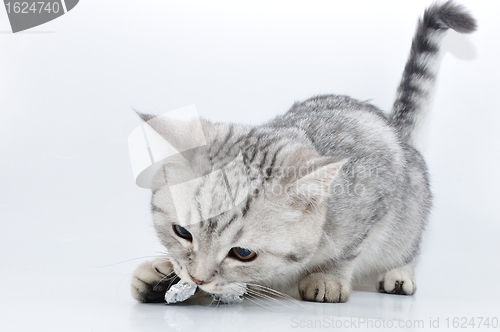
[130,1,476,303]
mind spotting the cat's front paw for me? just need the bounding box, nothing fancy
[377,268,416,295]
[130,257,178,303]
[299,273,351,303]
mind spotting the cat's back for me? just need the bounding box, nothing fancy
[287,94,386,118]
[268,94,402,162]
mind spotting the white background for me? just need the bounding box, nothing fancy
[1,0,499,331]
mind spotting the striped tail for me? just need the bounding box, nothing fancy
[390,1,476,145]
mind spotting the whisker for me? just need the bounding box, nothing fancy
[166,274,180,290]
[246,283,304,310]
[91,255,167,268]
[154,252,171,260]
[246,283,285,296]
[247,283,299,302]
[244,292,286,311]
[153,271,177,290]
[115,271,135,297]
[246,289,299,311]
[246,287,281,301]
[207,296,216,308]
[245,296,264,307]
[246,289,283,305]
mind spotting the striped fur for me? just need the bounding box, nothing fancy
[391,1,476,145]
[131,1,476,303]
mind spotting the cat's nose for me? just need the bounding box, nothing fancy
[190,275,206,285]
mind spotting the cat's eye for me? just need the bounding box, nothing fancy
[229,247,257,261]
[173,225,192,241]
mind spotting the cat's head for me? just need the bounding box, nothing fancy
[143,114,346,294]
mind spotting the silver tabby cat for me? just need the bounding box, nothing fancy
[131,1,476,303]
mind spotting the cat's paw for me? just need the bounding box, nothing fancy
[377,268,416,295]
[130,257,178,303]
[299,273,351,303]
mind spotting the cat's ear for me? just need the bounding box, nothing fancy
[286,157,348,210]
[136,112,157,123]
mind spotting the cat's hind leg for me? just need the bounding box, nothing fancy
[130,257,179,303]
[376,265,416,295]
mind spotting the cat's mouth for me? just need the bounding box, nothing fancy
[197,284,229,294]
[172,263,246,295]
[197,282,246,296]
